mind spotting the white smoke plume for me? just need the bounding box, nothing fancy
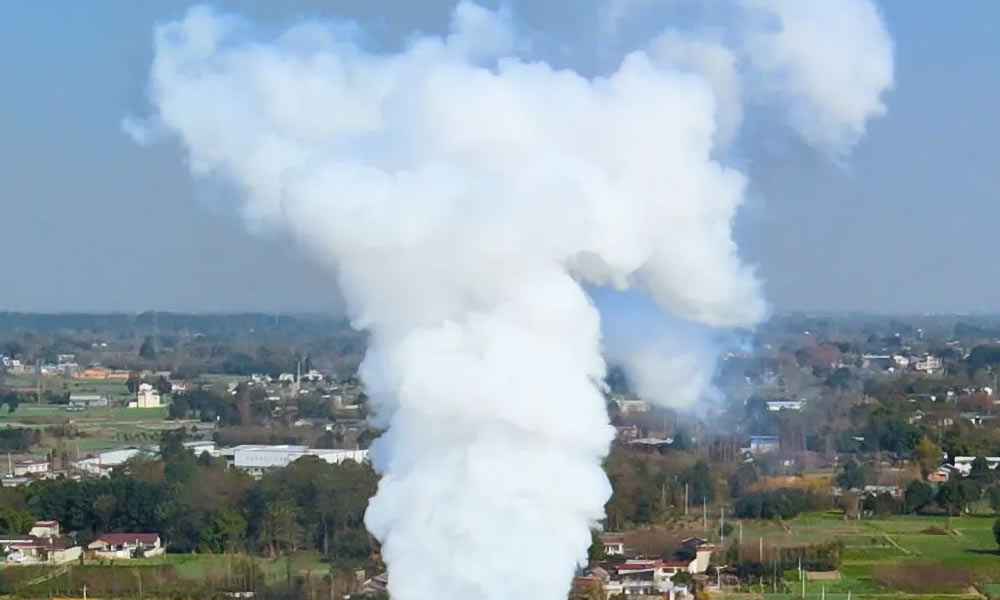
[132,2,892,599]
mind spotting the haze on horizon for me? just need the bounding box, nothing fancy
[0,0,997,315]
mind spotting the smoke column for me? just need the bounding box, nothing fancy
[132,2,892,598]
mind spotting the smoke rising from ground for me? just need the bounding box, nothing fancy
[133,2,892,598]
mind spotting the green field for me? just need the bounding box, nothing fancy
[724,511,1000,599]
[0,376,181,463]
[0,551,342,597]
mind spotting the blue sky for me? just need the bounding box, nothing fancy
[0,1,997,313]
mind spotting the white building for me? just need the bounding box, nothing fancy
[74,448,151,477]
[28,521,60,538]
[766,400,805,412]
[615,398,651,415]
[88,533,163,559]
[214,445,368,478]
[601,533,626,556]
[12,459,49,477]
[914,355,943,373]
[130,383,161,408]
[951,456,1000,476]
[68,394,108,408]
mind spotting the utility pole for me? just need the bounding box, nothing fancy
[684,484,689,516]
[759,537,763,561]
[800,557,805,597]
[703,497,707,531]
[720,506,725,546]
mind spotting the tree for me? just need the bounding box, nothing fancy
[259,500,299,556]
[139,337,156,360]
[914,437,942,477]
[680,461,715,503]
[587,529,606,564]
[0,505,34,534]
[836,459,866,490]
[903,480,934,514]
[987,484,1000,514]
[154,376,172,395]
[0,392,19,415]
[199,509,247,553]
[970,456,994,485]
[937,479,978,516]
[126,372,141,395]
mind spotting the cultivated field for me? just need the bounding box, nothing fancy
[723,511,1000,600]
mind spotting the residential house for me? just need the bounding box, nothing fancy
[28,521,59,538]
[601,533,626,556]
[616,558,695,596]
[12,458,49,477]
[914,355,943,374]
[88,533,163,559]
[5,537,82,564]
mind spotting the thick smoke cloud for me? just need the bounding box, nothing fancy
[133,2,892,599]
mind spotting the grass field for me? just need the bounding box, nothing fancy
[722,510,1000,600]
[0,551,342,597]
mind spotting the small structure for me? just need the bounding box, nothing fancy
[88,533,163,559]
[927,466,950,482]
[614,398,651,415]
[748,436,779,455]
[73,447,152,477]
[68,394,108,408]
[130,383,161,408]
[3,534,81,564]
[601,532,626,556]
[616,558,695,595]
[28,521,60,538]
[12,458,49,477]
[766,400,804,412]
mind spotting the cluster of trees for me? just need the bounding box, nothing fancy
[0,428,40,452]
[603,451,714,529]
[0,433,378,564]
[733,488,829,520]
[169,386,270,425]
[732,541,842,580]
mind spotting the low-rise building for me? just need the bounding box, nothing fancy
[5,537,81,564]
[766,400,805,411]
[213,445,368,478]
[74,447,152,477]
[28,521,60,538]
[88,533,163,559]
[12,458,49,477]
[601,533,626,556]
[69,394,108,408]
[748,436,779,455]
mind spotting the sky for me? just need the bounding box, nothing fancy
[0,0,997,314]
